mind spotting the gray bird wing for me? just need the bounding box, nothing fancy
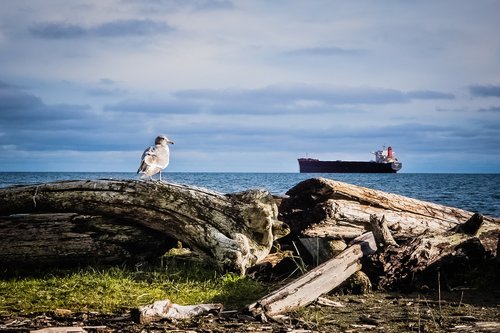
[137,146,156,174]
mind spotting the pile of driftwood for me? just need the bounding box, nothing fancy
[249,177,500,317]
[0,177,499,320]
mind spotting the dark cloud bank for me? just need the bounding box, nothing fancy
[29,19,174,39]
[469,84,500,97]
[0,81,91,123]
[2,79,498,172]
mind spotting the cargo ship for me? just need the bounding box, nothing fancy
[298,146,402,173]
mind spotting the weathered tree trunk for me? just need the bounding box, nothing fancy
[247,232,377,317]
[0,179,288,274]
[370,214,398,248]
[280,178,496,241]
[371,213,500,290]
[0,213,174,267]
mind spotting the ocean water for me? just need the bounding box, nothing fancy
[0,172,499,218]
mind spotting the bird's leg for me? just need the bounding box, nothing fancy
[159,170,162,181]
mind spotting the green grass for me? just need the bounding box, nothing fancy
[0,258,268,315]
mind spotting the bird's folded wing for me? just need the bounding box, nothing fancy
[144,154,159,166]
[143,146,157,157]
[137,146,157,173]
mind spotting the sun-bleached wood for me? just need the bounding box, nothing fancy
[370,214,398,248]
[281,178,497,241]
[0,179,288,274]
[247,232,377,317]
[132,299,223,324]
[375,213,500,289]
[0,213,173,267]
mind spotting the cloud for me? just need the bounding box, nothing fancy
[93,19,173,37]
[29,19,174,39]
[478,106,500,112]
[175,84,455,107]
[0,81,91,121]
[284,46,366,56]
[103,84,456,116]
[0,81,44,116]
[406,90,455,100]
[0,80,98,151]
[469,84,500,97]
[435,107,468,112]
[175,85,415,104]
[2,1,500,173]
[104,98,201,114]
[0,82,180,153]
[122,0,234,13]
[3,77,471,166]
[438,105,500,114]
[29,22,86,39]
[99,78,116,85]
[192,0,234,11]
[86,87,128,97]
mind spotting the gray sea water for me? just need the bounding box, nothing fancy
[0,172,499,217]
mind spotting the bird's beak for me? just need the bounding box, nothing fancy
[169,140,175,145]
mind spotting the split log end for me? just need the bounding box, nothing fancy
[369,214,398,249]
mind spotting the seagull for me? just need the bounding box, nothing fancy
[137,135,174,181]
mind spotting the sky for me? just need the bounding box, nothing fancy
[0,0,499,173]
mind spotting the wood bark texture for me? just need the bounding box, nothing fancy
[373,213,500,289]
[0,213,173,267]
[247,232,377,317]
[280,177,497,241]
[369,214,398,248]
[274,177,499,294]
[0,179,288,273]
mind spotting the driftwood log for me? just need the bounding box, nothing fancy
[274,177,499,294]
[369,214,398,248]
[0,179,289,274]
[0,213,174,267]
[372,213,500,289]
[280,177,497,240]
[1,176,498,295]
[248,232,377,317]
[132,299,223,324]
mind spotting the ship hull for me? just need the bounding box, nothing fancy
[298,159,400,173]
